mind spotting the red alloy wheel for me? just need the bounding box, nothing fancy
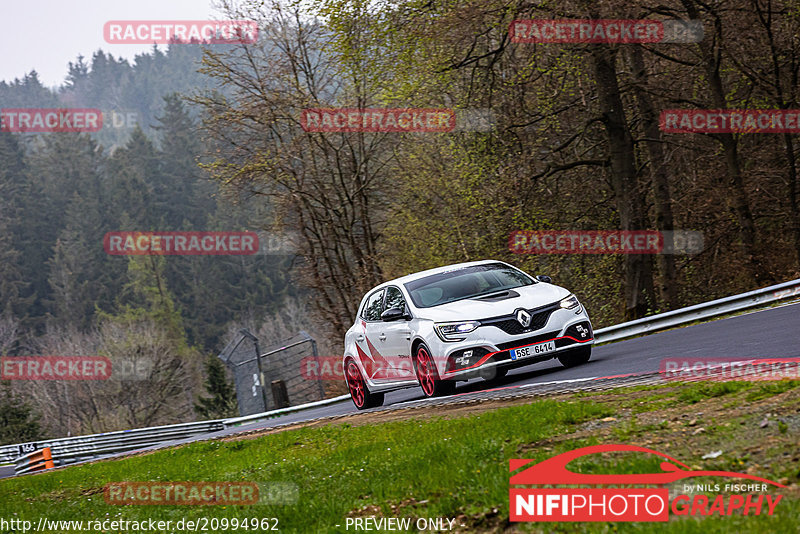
[415,346,436,396]
[346,360,366,408]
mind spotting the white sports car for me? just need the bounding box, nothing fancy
[343,260,594,409]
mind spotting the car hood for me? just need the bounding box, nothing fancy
[415,283,571,321]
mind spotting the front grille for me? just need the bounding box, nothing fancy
[496,330,561,351]
[481,303,559,335]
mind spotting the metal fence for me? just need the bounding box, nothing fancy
[218,330,266,416]
[218,329,326,417]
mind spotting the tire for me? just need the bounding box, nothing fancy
[558,346,592,368]
[345,359,384,410]
[413,343,455,397]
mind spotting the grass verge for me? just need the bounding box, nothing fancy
[1,380,798,533]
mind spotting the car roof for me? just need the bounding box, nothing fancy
[373,259,510,291]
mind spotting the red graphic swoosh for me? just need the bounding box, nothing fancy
[510,444,785,487]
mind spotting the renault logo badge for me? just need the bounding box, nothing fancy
[516,309,532,328]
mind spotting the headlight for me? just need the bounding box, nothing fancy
[559,294,580,310]
[435,321,480,341]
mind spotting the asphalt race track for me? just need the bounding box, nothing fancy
[4,302,799,477]
[155,301,800,445]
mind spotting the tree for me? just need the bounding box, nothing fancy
[589,44,655,319]
[0,383,43,446]
[723,0,800,268]
[675,0,765,282]
[195,355,238,419]
[18,133,108,329]
[47,188,107,330]
[153,93,213,229]
[117,255,188,347]
[627,45,679,310]
[0,132,32,322]
[196,1,399,335]
[106,127,162,229]
[63,55,89,96]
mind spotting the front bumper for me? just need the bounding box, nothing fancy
[437,306,593,379]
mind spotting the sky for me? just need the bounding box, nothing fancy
[1,0,222,88]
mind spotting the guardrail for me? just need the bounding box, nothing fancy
[3,277,799,475]
[593,277,800,344]
[14,447,54,475]
[1,420,224,469]
[224,394,351,428]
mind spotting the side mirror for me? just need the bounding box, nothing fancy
[536,275,552,284]
[381,307,405,321]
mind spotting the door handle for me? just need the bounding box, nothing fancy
[379,334,387,341]
[356,335,365,342]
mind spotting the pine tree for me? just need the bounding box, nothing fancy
[0,132,32,320]
[19,134,107,329]
[47,214,96,329]
[117,255,188,349]
[194,355,238,419]
[63,55,89,96]
[153,93,214,229]
[0,383,43,446]
[106,126,162,228]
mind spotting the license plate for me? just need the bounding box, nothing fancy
[510,340,556,361]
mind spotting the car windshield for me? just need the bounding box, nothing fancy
[404,263,535,308]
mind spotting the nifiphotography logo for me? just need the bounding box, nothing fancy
[510,444,784,522]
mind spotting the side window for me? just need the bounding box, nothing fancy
[385,286,406,312]
[360,289,385,321]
